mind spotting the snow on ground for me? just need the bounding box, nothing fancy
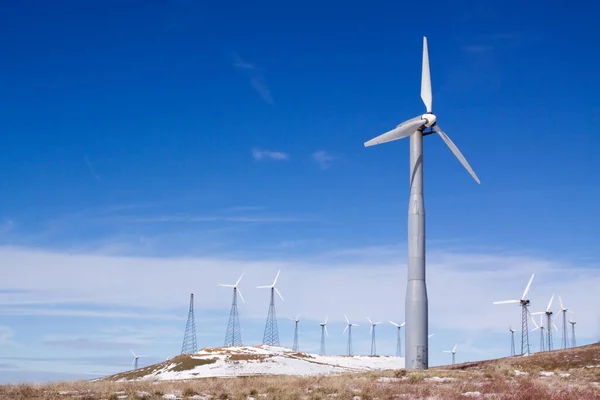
[122,345,404,381]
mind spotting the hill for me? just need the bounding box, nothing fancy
[1,343,598,399]
[103,345,404,381]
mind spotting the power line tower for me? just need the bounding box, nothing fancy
[220,273,245,347]
[258,271,283,346]
[181,293,197,354]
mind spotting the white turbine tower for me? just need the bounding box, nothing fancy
[509,326,516,356]
[531,294,558,351]
[443,344,458,365]
[390,321,406,357]
[364,36,480,369]
[367,317,382,356]
[343,315,359,356]
[130,349,142,370]
[569,315,577,348]
[493,273,535,355]
[319,316,329,356]
[556,296,569,349]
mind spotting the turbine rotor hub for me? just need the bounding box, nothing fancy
[422,113,437,127]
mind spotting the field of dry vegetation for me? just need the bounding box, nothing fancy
[1,343,599,400]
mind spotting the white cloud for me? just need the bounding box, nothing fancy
[252,148,289,161]
[233,54,273,104]
[312,150,334,169]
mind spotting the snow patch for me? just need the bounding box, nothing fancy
[514,370,529,376]
[462,392,481,397]
[539,371,555,377]
[424,376,455,382]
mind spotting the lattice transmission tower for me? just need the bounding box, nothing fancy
[181,293,198,354]
[258,270,283,346]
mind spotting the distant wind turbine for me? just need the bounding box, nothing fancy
[367,317,382,356]
[443,344,458,365]
[389,321,406,357]
[319,316,328,356]
[289,315,300,351]
[130,349,143,370]
[343,315,359,356]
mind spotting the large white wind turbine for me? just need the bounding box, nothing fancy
[258,270,284,346]
[367,317,382,356]
[556,296,569,349]
[389,321,406,357]
[343,315,359,356]
[364,37,480,369]
[219,272,245,347]
[443,344,458,365]
[493,273,535,355]
[130,349,143,370]
[319,316,329,356]
[531,293,558,351]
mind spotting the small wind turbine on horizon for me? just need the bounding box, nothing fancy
[509,326,517,356]
[319,316,329,356]
[556,296,569,349]
[258,270,284,346]
[531,314,546,352]
[367,317,382,356]
[219,272,245,347]
[363,36,481,369]
[443,344,458,365]
[289,314,300,351]
[390,321,406,357]
[343,315,359,356]
[130,349,143,370]
[493,273,535,355]
[531,293,558,351]
[569,317,577,348]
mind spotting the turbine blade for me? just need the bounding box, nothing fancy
[389,321,399,327]
[553,323,559,331]
[364,116,425,147]
[375,321,382,325]
[546,293,555,312]
[367,317,373,325]
[353,324,360,327]
[453,344,458,352]
[421,36,432,113]
[256,285,271,289]
[530,316,539,329]
[530,312,545,315]
[369,325,373,336]
[219,284,235,287]
[433,124,480,184]
[274,287,284,302]
[559,295,565,310]
[325,325,329,336]
[556,309,563,317]
[522,274,535,300]
[237,288,246,303]
[400,322,406,327]
[130,349,136,357]
[493,300,520,304]
[343,325,348,334]
[272,269,281,286]
[345,314,350,324]
[325,316,328,324]
[429,333,434,338]
[296,314,300,321]
[236,272,245,286]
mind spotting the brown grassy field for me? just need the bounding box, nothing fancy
[1,343,599,400]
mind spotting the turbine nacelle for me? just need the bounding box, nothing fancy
[421,113,436,127]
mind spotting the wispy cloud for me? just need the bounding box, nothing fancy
[233,53,274,104]
[252,148,289,161]
[84,155,101,181]
[312,150,335,169]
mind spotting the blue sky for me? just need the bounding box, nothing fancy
[1,0,600,383]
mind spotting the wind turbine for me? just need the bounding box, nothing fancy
[289,315,300,351]
[556,296,569,349]
[493,273,535,355]
[532,294,558,351]
[509,326,516,356]
[130,349,142,370]
[443,344,458,365]
[257,270,284,346]
[531,314,546,352]
[319,317,328,356]
[569,318,577,348]
[219,272,245,347]
[367,317,382,356]
[363,36,480,369]
[343,315,359,356]
[389,321,406,357]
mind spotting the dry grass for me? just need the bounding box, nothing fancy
[227,354,267,362]
[2,343,599,400]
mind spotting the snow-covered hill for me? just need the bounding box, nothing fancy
[105,345,404,381]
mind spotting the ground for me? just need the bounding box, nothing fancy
[1,343,599,399]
